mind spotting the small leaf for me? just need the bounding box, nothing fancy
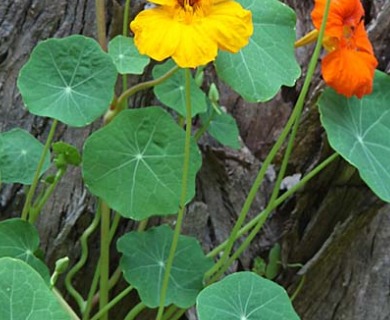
[117,225,213,308]
[17,35,117,127]
[215,0,301,102]
[0,219,50,284]
[197,272,300,320]
[265,243,281,280]
[319,70,390,202]
[0,258,69,320]
[153,60,207,117]
[108,35,150,74]
[52,142,81,166]
[0,128,50,184]
[200,108,241,149]
[82,107,202,220]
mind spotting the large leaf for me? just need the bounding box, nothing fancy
[82,107,202,220]
[153,60,207,117]
[0,219,50,283]
[108,35,150,75]
[196,272,300,320]
[0,128,50,184]
[215,0,301,102]
[17,35,117,127]
[117,224,213,308]
[319,71,390,202]
[0,258,69,320]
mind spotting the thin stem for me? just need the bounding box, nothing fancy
[95,0,107,50]
[99,201,111,320]
[21,119,58,221]
[290,275,306,302]
[125,302,146,320]
[83,212,122,319]
[65,204,101,312]
[117,66,179,106]
[194,111,214,142]
[121,0,131,108]
[90,286,134,320]
[207,153,339,260]
[156,68,193,320]
[29,167,66,223]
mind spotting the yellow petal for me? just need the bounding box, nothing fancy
[130,7,181,62]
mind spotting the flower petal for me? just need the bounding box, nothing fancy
[130,7,181,62]
[205,1,253,53]
[322,47,378,98]
[312,0,364,39]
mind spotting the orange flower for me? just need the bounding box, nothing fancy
[130,0,253,68]
[296,0,378,98]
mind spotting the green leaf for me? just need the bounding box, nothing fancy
[108,35,150,75]
[0,258,70,320]
[117,225,213,308]
[200,108,240,149]
[153,60,207,117]
[265,243,281,280]
[0,219,50,284]
[82,107,202,220]
[52,142,81,167]
[215,0,301,102]
[0,128,50,184]
[196,272,300,320]
[17,35,117,127]
[319,71,390,202]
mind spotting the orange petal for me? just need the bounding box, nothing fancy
[311,0,364,39]
[322,47,378,98]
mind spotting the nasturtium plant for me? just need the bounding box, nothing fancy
[52,141,82,167]
[17,35,117,127]
[0,219,50,283]
[319,70,390,202]
[0,257,69,320]
[216,0,301,102]
[196,272,300,320]
[117,224,213,308]
[108,35,150,75]
[82,107,202,220]
[153,59,208,117]
[0,128,50,184]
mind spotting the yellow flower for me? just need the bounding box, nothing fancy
[130,0,253,68]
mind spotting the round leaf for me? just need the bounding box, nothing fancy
[153,60,207,117]
[17,35,117,127]
[82,107,202,220]
[117,225,213,308]
[108,35,150,75]
[0,258,69,320]
[319,71,390,202]
[215,0,301,102]
[0,128,50,184]
[0,219,50,283]
[196,272,300,320]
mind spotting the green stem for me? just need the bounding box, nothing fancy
[29,167,66,223]
[124,302,146,320]
[95,0,107,50]
[155,69,193,320]
[21,119,58,221]
[99,201,111,320]
[290,275,306,302]
[194,111,214,142]
[90,286,134,320]
[117,66,179,106]
[207,152,339,261]
[83,212,122,319]
[121,0,131,108]
[65,204,101,312]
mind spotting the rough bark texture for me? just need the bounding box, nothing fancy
[1,0,390,319]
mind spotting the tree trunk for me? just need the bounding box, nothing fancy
[1,0,390,319]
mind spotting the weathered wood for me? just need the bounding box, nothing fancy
[1,0,390,319]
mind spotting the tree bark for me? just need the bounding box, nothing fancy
[1,0,390,319]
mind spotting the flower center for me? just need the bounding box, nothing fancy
[179,0,200,11]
